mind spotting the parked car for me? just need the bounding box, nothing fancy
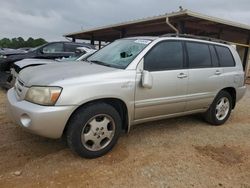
[18,47,33,52]
[57,47,96,62]
[0,48,27,58]
[0,41,95,88]
[7,35,246,158]
[10,49,97,86]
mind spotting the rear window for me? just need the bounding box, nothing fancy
[215,46,235,67]
[65,44,84,52]
[186,42,212,68]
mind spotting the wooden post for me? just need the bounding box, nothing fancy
[120,29,127,38]
[177,21,186,34]
[98,41,101,49]
[242,35,250,77]
[217,28,223,39]
[91,35,95,45]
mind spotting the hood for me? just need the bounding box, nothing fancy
[1,49,27,56]
[15,58,56,69]
[6,50,37,60]
[19,61,117,87]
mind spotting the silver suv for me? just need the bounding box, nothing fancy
[7,35,246,158]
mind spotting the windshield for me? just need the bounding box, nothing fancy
[29,44,47,52]
[87,39,151,69]
[57,56,79,62]
[78,50,96,61]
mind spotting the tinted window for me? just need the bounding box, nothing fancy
[65,44,79,52]
[144,41,183,71]
[215,46,235,67]
[186,42,211,68]
[65,44,89,52]
[209,45,219,67]
[42,43,64,53]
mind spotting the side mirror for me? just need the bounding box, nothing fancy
[142,70,153,89]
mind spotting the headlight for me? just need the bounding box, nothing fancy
[0,54,7,59]
[25,86,62,106]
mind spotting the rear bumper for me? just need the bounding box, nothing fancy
[236,85,247,102]
[7,88,76,139]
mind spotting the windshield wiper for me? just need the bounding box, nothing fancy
[88,60,113,67]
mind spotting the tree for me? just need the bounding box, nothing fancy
[0,37,47,48]
[26,37,34,47]
[33,38,47,47]
[17,37,25,48]
[0,38,11,48]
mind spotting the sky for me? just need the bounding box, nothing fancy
[0,0,250,41]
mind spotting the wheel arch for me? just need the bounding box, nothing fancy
[220,87,236,109]
[63,97,130,136]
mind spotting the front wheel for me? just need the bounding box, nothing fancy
[66,103,122,158]
[204,91,233,125]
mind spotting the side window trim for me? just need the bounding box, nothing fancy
[213,45,221,67]
[208,45,220,67]
[143,40,185,72]
[208,45,213,67]
[183,41,189,68]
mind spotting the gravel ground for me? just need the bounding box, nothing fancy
[0,86,249,188]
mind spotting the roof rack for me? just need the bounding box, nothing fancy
[161,33,229,45]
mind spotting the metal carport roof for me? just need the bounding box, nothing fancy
[64,9,250,74]
[64,10,250,45]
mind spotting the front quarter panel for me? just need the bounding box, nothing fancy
[54,70,136,122]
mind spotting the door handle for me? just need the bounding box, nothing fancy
[177,73,188,79]
[215,70,222,75]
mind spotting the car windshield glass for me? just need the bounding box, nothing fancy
[79,51,96,61]
[29,44,47,52]
[58,56,79,62]
[87,39,151,69]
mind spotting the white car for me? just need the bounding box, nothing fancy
[7,35,246,158]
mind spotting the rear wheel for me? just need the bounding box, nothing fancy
[204,91,232,125]
[66,103,122,158]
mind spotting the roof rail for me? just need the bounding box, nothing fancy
[161,33,229,45]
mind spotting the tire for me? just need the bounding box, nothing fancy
[66,103,122,158]
[204,90,233,126]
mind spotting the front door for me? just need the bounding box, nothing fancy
[134,40,188,121]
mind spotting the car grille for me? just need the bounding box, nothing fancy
[13,63,21,73]
[14,79,25,98]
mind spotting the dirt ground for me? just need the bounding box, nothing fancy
[0,86,250,188]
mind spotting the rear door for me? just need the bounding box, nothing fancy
[185,41,224,111]
[214,45,239,87]
[134,40,188,120]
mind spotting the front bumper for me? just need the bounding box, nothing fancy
[7,88,76,139]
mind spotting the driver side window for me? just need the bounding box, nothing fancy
[42,43,64,53]
[144,41,184,71]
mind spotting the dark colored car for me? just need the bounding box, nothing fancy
[0,41,95,88]
[0,48,27,57]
